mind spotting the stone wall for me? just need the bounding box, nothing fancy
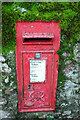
[0,44,80,119]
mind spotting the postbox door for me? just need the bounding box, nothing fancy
[22,52,54,109]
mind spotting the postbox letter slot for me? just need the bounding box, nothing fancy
[23,38,52,43]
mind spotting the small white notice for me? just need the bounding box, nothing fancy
[30,60,46,82]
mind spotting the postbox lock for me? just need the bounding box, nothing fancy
[35,53,40,59]
[28,84,31,89]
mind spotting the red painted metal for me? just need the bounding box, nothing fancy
[15,20,60,112]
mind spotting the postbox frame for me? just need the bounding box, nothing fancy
[15,20,60,112]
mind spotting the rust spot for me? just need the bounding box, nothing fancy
[56,60,58,62]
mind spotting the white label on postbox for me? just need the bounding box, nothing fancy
[30,60,46,82]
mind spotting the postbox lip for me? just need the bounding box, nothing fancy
[15,20,61,30]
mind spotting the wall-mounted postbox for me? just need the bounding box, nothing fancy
[15,20,60,112]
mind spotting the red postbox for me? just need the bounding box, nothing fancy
[15,20,60,112]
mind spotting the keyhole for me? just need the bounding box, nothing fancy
[28,84,31,89]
